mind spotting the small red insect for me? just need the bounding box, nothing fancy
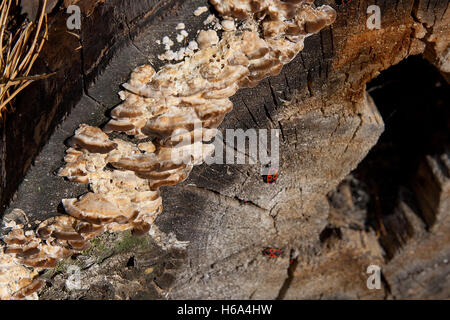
[262,167,278,184]
[262,248,282,258]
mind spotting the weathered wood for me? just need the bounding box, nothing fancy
[0,0,182,212]
[382,151,450,298]
[0,0,449,299]
[381,151,450,299]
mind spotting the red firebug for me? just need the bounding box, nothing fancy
[263,167,278,184]
[262,248,282,258]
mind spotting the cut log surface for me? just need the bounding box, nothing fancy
[0,0,449,299]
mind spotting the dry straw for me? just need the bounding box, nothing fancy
[0,0,50,118]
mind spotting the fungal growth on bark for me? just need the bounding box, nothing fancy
[0,0,336,299]
[0,253,43,300]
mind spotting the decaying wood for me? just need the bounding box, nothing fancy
[381,151,450,299]
[0,0,449,299]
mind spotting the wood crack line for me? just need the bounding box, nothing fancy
[341,113,364,157]
[182,184,269,213]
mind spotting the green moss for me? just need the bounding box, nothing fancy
[81,236,108,256]
[50,257,83,276]
[113,230,151,253]
[54,259,69,274]
[77,233,115,264]
[72,230,150,265]
[42,231,151,278]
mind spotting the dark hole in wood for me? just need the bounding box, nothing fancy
[127,256,135,267]
[319,226,342,243]
[352,56,449,258]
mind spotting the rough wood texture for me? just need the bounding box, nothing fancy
[0,0,183,212]
[382,152,450,299]
[1,0,449,299]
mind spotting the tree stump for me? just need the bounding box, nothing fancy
[0,0,449,299]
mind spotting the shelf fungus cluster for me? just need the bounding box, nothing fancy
[0,0,336,299]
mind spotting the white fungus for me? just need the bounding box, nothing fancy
[194,6,208,16]
[221,19,235,31]
[203,14,222,30]
[196,30,219,49]
[187,40,198,51]
[162,36,174,50]
[176,34,185,43]
[176,30,189,43]
[203,14,216,25]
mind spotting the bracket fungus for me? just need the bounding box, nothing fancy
[0,253,43,300]
[0,0,335,299]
